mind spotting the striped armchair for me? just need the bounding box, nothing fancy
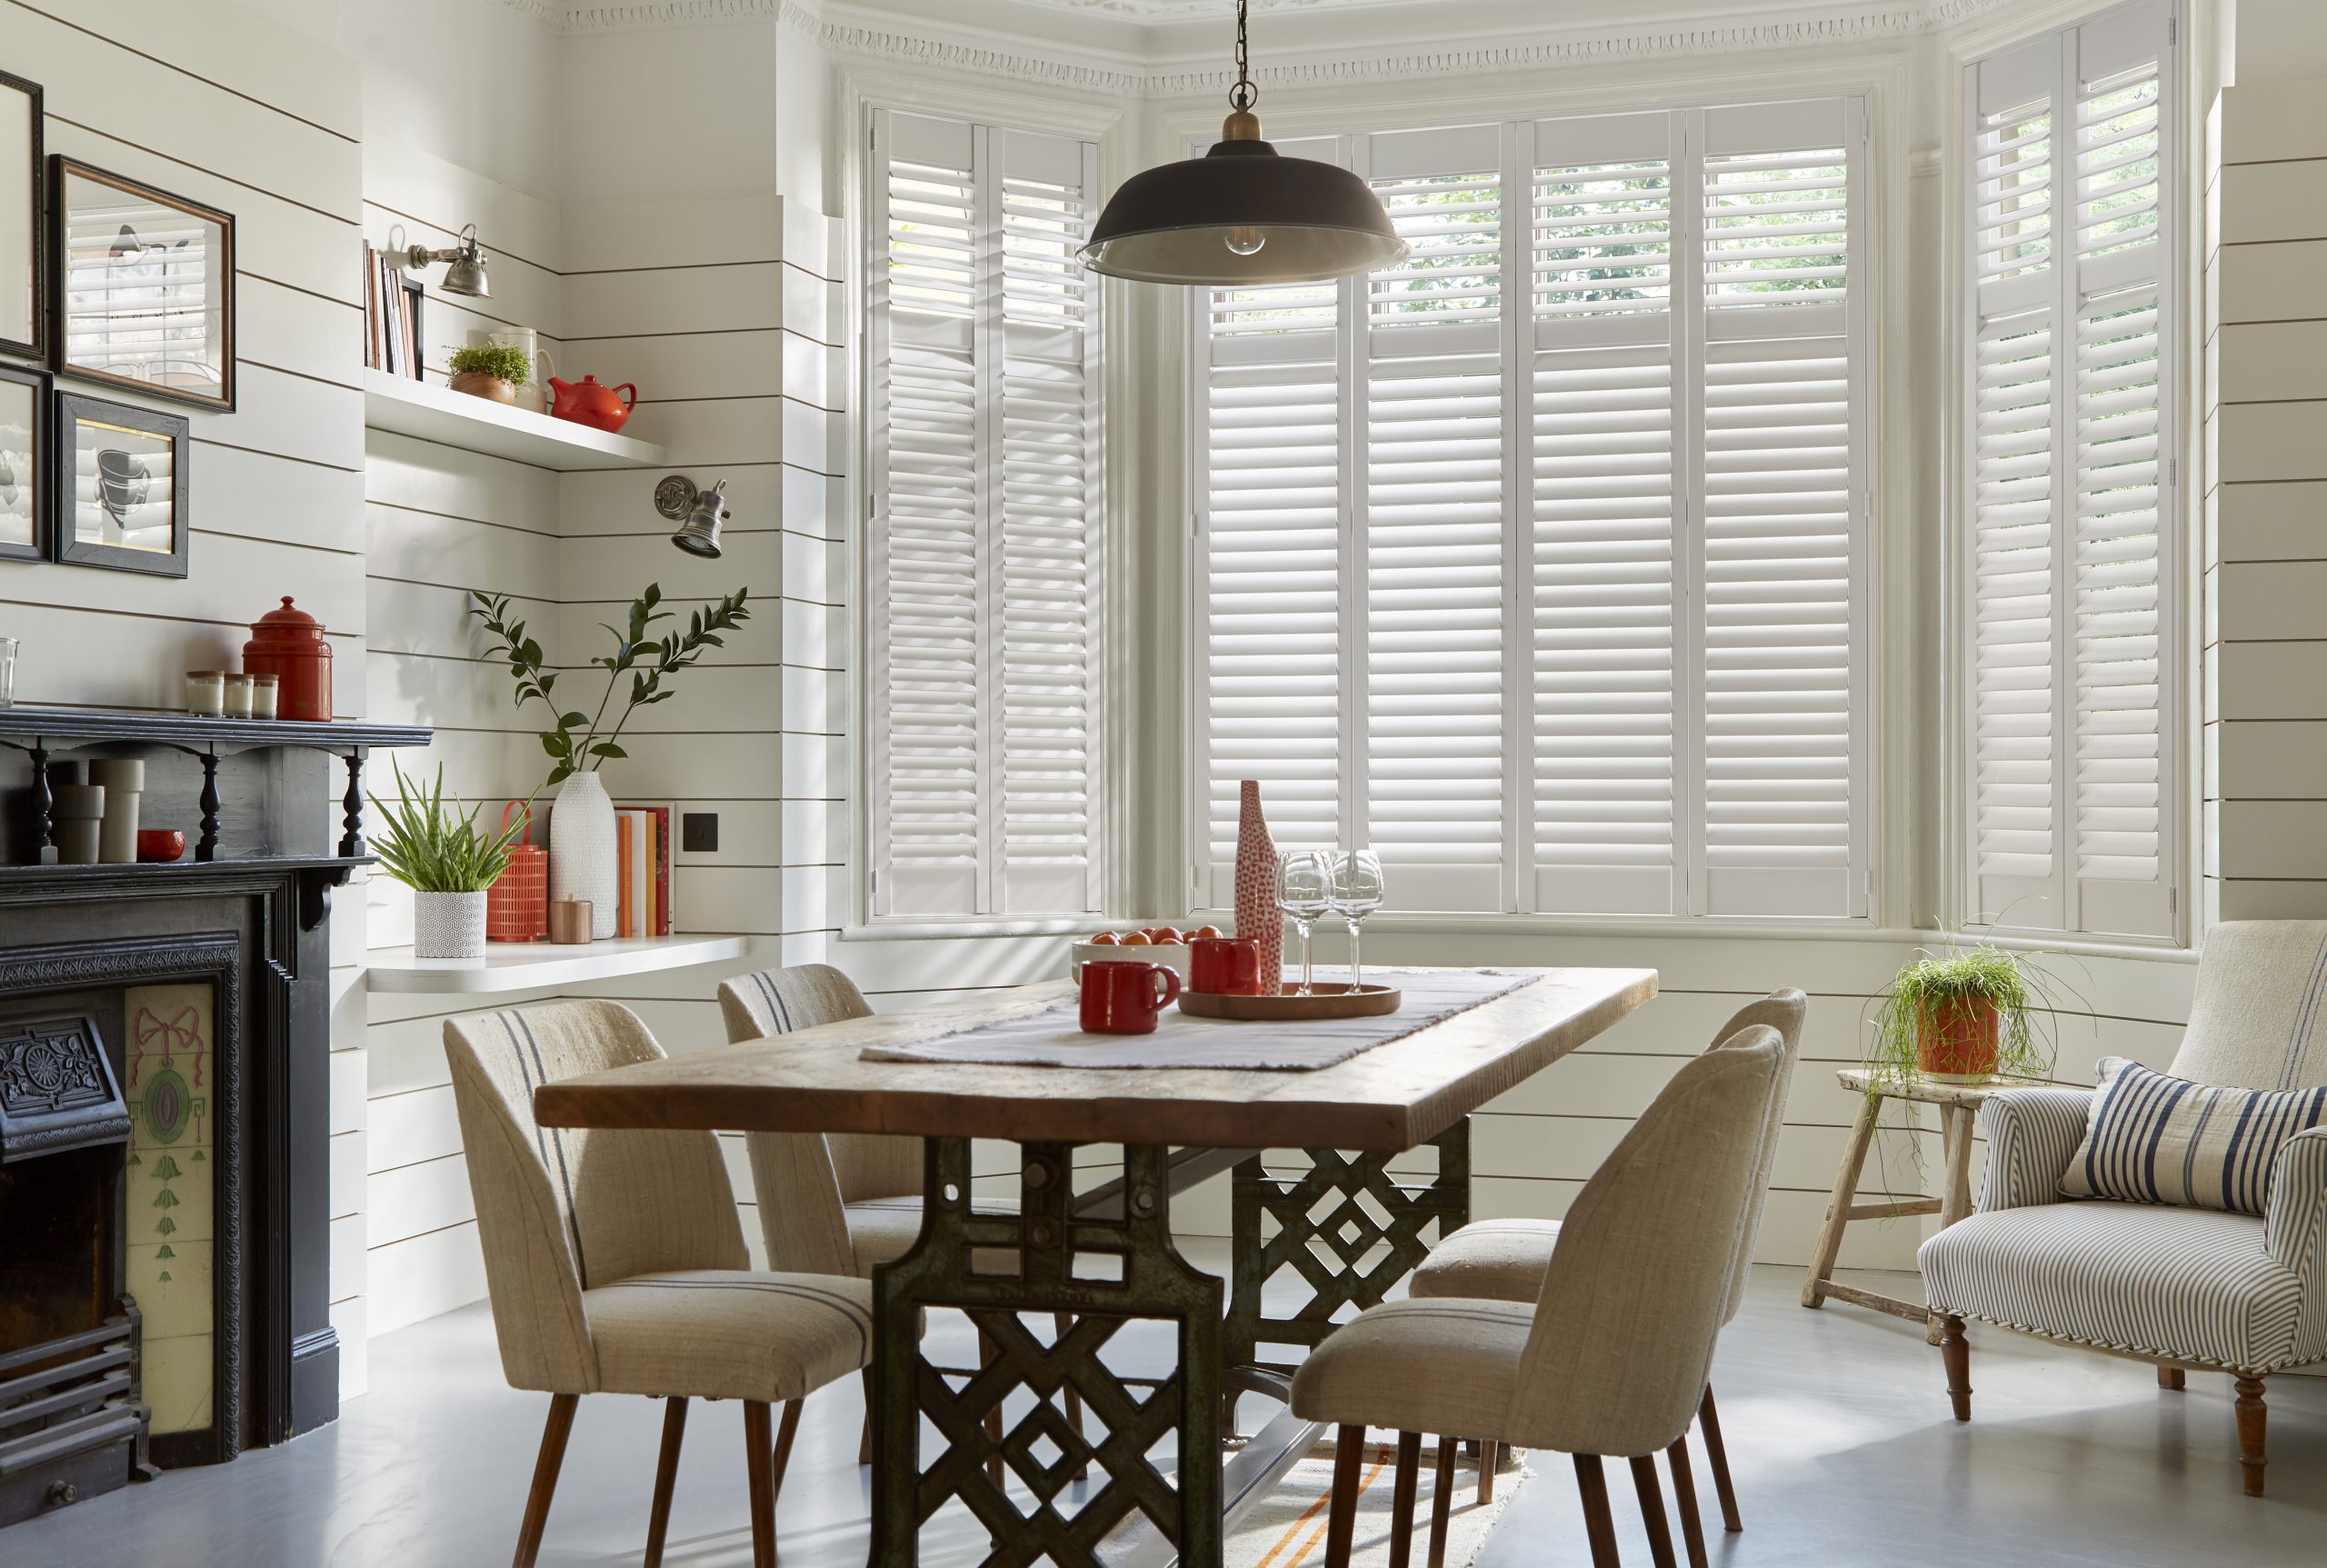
[1918,921,2327,1496]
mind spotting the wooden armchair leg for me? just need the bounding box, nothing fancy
[1697,1384,1743,1533]
[644,1396,687,1568]
[513,1392,578,1568]
[2234,1376,2267,1498]
[1629,1453,1679,1568]
[744,1401,778,1568]
[1665,1433,1709,1568]
[2157,1365,2185,1391]
[1426,1435,1457,1568]
[770,1397,804,1503]
[1939,1314,1972,1422]
[1323,1424,1365,1568]
[1387,1432,1423,1568]
[1573,1455,1621,1568]
[1477,1440,1499,1504]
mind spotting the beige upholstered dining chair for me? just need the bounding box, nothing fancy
[1408,989,1806,1547]
[1919,920,2327,1496]
[1291,1032,1788,1568]
[447,1000,876,1568]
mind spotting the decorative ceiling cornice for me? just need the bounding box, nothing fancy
[541,1,2036,95]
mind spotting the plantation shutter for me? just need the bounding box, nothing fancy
[1963,0,2176,940]
[868,110,1104,918]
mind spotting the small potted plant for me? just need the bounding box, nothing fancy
[447,343,533,405]
[371,762,532,959]
[1866,939,2064,1086]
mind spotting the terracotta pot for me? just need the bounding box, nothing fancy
[1916,994,2001,1083]
[449,370,518,404]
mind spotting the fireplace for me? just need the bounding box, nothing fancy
[0,709,427,1527]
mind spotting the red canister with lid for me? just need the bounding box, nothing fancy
[242,596,333,722]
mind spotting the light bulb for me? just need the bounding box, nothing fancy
[1224,225,1266,257]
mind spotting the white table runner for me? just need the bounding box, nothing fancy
[858,970,1538,1072]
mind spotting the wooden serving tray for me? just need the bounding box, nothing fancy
[1177,982,1403,1021]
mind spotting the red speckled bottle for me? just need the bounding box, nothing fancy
[1232,780,1283,993]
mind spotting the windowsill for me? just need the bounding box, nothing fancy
[839,917,1095,943]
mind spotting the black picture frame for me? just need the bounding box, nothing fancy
[50,156,235,413]
[0,361,48,563]
[0,71,40,361]
[53,388,188,577]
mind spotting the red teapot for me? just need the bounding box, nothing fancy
[547,375,636,434]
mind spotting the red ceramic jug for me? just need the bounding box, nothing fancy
[242,597,333,722]
[547,375,636,433]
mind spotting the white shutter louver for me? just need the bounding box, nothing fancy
[1963,1,2176,940]
[868,111,1104,919]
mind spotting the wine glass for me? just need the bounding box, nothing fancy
[1276,850,1333,996]
[1331,849,1385,992]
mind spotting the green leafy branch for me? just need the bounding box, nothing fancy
[467,584,752,789]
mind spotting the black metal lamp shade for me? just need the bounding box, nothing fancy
[1081,139,1408,286]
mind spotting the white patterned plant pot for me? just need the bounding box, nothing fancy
[414,890,488,959]
[548,770,620,940]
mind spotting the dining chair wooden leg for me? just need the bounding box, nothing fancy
[512,1392,578,1568]
[744,1401,778,1568]
[1696,1385,1743,1533]
[1426,1434,1457,1568]
[643,1396,687,1568]
[858,1369,874,1467]
[1054,1312,1089,1481]
[1940,1314,1972,1422]
[1476,1440,1499,1504]
[1665,1433,1709,1568]
[770,1397,804,1504]
[1387,1431,1423,1568]
[2158,1365,2185,1391]
[2234,1376,2268,1498]
[978,1327,1007,1488]
[1323,1424,1365,1568]
[1630,1453,1679,1568]
[1573,1454,1621,1568]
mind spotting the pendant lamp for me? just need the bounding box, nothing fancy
[1080,0,1407,286]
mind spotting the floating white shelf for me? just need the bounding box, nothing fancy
[365,933,748,995]
[362,369,667,472]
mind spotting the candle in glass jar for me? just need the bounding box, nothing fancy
[249,673,280,719]
[223,673,254,718]
[185,670,225,716]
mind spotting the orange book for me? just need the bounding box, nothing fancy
[615,813,634,938]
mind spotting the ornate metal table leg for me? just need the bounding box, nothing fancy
[1226,1120,1472,1375]
[873,1138,1224,1568]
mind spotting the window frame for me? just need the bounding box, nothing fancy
[1950,0,2187,947]
[1181,92,1881,928]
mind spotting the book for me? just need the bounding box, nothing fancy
[616,802,676,936]
[614,809,635,939]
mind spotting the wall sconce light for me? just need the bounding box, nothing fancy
[658,474,732,558]
[404,222,491,299]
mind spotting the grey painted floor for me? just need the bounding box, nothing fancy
[11,1256,2324,1566]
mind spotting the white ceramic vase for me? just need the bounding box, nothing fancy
[414,891,488,959]
[548,770,619,940]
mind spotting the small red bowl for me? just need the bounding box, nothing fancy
[136,830,186,864]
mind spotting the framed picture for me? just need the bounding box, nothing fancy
[51,157,234,412]
[0,73,38,359]
[54,389,187,576]
[0,363,47,562]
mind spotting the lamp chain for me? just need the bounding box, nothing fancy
[1230,0,1255,112]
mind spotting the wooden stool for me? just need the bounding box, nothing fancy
[1800,1069,2055,1342]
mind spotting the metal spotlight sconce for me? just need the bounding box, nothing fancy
[658,474,732,559]
[404,222,491,299]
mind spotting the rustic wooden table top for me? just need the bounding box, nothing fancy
[1833,1067,2067,1108]
[534,966,1659,1151]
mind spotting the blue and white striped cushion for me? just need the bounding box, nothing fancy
[2057,1057,2327,1215]
[1919,1202,2309,1373]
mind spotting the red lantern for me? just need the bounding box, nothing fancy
[487,802,549,943]
[242,597,334,722]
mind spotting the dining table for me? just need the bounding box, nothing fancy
[531,964,1658,1568]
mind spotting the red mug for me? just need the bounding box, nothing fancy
[1080,961,1182,1034]
[1189,936,1263,995]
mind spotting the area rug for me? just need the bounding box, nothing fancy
[1227,1435,1530,1568]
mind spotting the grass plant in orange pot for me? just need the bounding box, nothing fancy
[1865,942,2071,1089]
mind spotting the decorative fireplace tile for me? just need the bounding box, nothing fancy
[123,982,215,1437]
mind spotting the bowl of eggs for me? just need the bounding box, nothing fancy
[1069,925,1223,983]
